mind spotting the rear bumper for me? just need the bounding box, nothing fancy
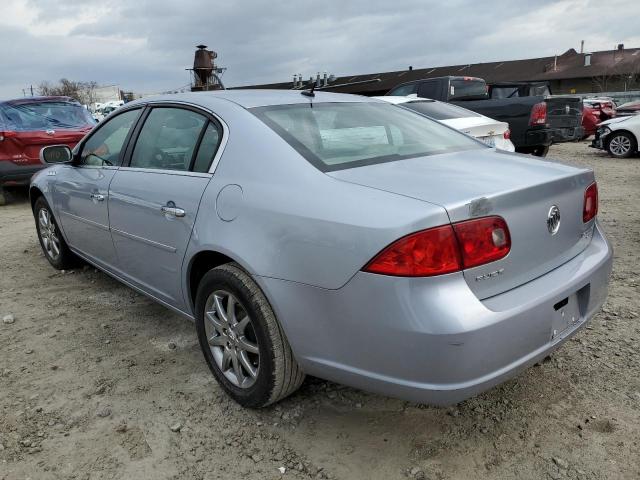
[0,161,44,187]
[552,125,584,143]
[258,222,613,405]
[514,128,553,149]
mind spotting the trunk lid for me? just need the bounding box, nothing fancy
[328,148,596,299]
[0,129,89,166]
[547,96,582,129]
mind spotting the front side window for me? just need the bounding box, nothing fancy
[403,100,480,120]
[130,108,207,171]
[252,102,483,171]
[80,108,140,166]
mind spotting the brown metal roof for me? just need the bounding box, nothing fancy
[233,47,640,94]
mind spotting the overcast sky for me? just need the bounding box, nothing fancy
[2,0,639,98]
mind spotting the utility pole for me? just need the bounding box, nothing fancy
[30,85,34,96]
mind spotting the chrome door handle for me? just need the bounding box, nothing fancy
[90,193,105,202]
[161,206,185,217]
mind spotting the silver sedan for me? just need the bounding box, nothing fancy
[31,90,612,407]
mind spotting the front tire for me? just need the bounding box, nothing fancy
[33,196,78,270]
[195,263,304,408]
[607,131,636,158]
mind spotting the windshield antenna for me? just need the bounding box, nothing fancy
[301,80,317,98]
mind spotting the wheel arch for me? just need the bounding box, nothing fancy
[186,249,255,313]
[29,185,45,212]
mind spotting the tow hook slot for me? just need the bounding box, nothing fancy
[554,297,569,311]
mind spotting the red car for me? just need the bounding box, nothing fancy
[0,96,95,201]
[582,99,617,139]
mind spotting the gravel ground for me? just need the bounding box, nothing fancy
[1,141,639,480]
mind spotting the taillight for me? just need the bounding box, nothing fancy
[529,102,547,126]
[0,131,16,142]
[583,182,598,223]
[503,129,511,140]
[363,225,462,277]
[453,216,511,269]
[363,216,510,277]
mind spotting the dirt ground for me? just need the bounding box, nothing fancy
[1,142,639,480]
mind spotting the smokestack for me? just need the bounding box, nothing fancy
[298,74,302,88]
[323,72,328,87]
[293,74,297,87]
[316,72,321,87]
[580,40,584,54]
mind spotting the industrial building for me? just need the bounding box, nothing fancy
[235,44,640,96]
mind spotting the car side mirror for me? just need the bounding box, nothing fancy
[40,145,73,164]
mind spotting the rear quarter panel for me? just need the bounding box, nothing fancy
[184,100,451,293]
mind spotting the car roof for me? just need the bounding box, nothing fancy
[130,89,379,110]
[373,95,436,105]
[0,96,78,106]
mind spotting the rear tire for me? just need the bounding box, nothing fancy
[606,131,636,158]
[195,263,304,408]
[33,197,78,270]
[531,145,550,157]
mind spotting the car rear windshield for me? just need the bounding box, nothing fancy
[251,102,483,171]
[0,101,95,131]
[402,100,480,120]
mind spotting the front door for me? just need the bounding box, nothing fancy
[54,108,142,269]
[108,106,223,309]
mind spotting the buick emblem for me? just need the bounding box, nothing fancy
[46,129,55,136]
[547,205,561,235]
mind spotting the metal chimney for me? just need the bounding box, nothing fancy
[580,40,584,54]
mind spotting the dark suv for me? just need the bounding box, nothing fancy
[0,96,94,204]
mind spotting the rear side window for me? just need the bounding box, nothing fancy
[449,79,488,101]
[417,81,439,99]
[403,101,480,120]
[192,122,222,173]
[130,108,207,171]
[252,102,482,171]
[388,84,417,96]
[0,101,95,131]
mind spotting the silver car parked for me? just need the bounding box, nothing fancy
[31,90,613,407]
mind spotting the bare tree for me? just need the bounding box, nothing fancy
[37,79,99,105]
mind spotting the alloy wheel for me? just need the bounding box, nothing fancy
[38,208,61,260]
[609,135,631,156]
[204,290,260,388]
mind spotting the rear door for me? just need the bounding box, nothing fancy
[54,107,142,270]
[108,105,224,309]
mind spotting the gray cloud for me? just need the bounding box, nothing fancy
[1,0,639,98]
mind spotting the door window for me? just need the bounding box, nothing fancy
[129,108,207,171]
[192,122,222,173]
[79,109,140,167]
[388,84,417,96]
[417,81,440,99]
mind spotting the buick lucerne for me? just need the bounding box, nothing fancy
[30,90,612,407]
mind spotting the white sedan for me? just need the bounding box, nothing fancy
[375,95,515,152]
[591,114,639,158]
